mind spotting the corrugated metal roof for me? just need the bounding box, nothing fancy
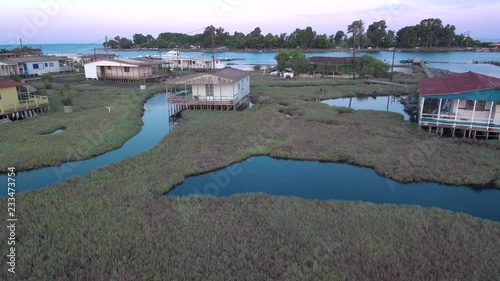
[0,81,27,89]
[419,71,500,96]
[0,56,72,64]
[167,67,250,84]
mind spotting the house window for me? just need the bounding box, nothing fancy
[0,93,2,100]
[465,100,485,111]
[49,63,54,67]
[45,63,48,67]
[33,64,39,69]
[206,84,213,96]
[124,67,130,73]
[107,66,111,70]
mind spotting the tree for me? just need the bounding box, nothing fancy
[366,20,387,48]
[347,20,365,49]
[288,48,311,76]
[274,50,290,72]
[314,34,329,49]
[419,18,443,47]
[246,27,265,49]
[396,26,420,48]
[264,33,277,49]
[333,30,346,46]
[133,33,148,46]
[357,55,390,78]
[383,30,396,48]
[232,32,247,49]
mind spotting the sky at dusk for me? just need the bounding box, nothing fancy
[1,0,499,45]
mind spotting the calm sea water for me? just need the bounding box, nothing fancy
[167,156,500,222]
[1,43,499,77]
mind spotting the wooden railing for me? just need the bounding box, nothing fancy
[98,73,161,80]
[0,95,49,115]
[420,113,499,129]
[167,93,235,105]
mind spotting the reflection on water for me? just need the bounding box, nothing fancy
[167,156,500,222]
[322,96,415,120]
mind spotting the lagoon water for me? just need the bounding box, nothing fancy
[167,157,500,222]
[0,94,170,196]
[2,43,499,77]
[322,96,413,120]
[1,44,499,221]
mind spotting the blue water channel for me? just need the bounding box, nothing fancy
[322,96,413,120]
[0,94,170,196]
[167,157,500,222]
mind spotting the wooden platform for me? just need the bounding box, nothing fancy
[167,95,250,117]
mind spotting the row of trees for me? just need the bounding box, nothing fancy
[104,18,484,50]
[274,48,390,78]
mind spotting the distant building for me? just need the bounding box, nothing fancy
[418,71,500,139]
[0,48,43,59]
[79,54,117,64]
[162,52,223,71]
[0,81,49,122]
[166,67,250,114]
[308,56,359,77]
[0,56,75,76]
[489,43,500,49]
[83,58,163,83]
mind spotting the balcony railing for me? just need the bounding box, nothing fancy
[98,73,161,80]
[420,113,499,130]
[0,95,49,115]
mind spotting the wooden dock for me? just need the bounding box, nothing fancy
[365,80,409,89]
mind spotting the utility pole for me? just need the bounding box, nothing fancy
[19,38,23,49]
[105,35,108,54]
[212,25,215,70]
[352,48,355,80]
[94,47,97,62]
[390,46,396,82]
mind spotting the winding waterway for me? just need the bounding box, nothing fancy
[167,157,500,222]
[0,94,170,196]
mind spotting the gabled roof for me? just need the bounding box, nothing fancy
[87,58,162,67]
[80,54,117,60]
[0,56,72,64]
[168,67,249,85]
[0,81,27,89]
[419,72,500,96]
[308,56,358,64]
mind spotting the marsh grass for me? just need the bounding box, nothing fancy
[0,79,165,171]
[1,72,499,280]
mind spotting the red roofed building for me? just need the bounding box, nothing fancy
[308,56,358,77]
[418,72,500,138]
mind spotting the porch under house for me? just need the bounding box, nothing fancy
[418,72,500,139]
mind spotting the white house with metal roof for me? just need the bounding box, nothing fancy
[166,67,251,113]
[83,58,163,83]
[0,56,75,76]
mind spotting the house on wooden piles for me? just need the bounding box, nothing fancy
[166,67,250,116]
[0,81,48,122]
[83,58,163,83]
[418,71,500,139]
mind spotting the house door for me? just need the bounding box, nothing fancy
[100,66,106,77]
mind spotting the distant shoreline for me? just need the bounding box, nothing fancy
[95,47,500,53]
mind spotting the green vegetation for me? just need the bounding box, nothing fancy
[105,18,483,50]
[1,71,499,280]
[357,55,391,78]
[0,76,164,171]
[274,48,311,75]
